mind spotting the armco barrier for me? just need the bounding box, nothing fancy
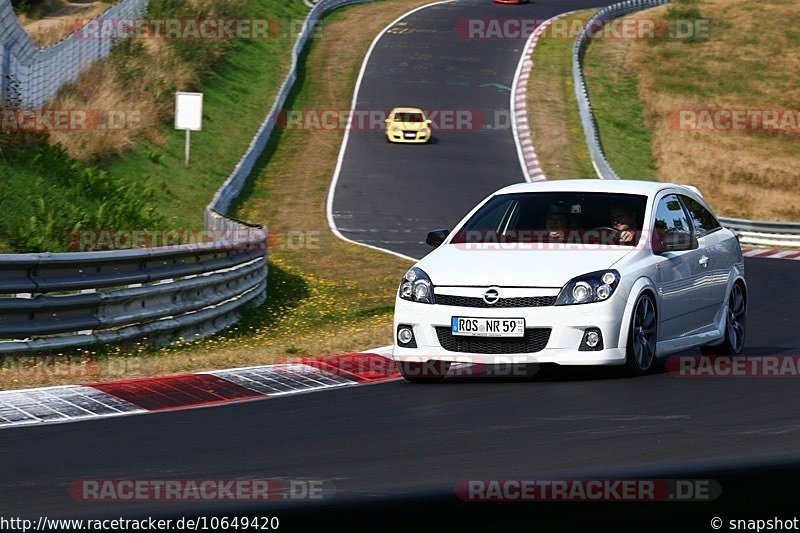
[716,218,800,248]
[572,0,800,248]
[0,0,371,354]
[207,0,370,215]
[0,239,267,354]
[572,0,669,182]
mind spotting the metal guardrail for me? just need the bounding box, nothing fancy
[207,0,370,216]
[0,0,370,354]
[572,0,668,182]
[572,0,800,248]
[0,239,267,353]
[716,217,800,247]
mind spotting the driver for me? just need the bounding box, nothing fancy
[609,204,637,244]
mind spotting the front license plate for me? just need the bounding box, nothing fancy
[403,132,416,138]
[451,317,525,337]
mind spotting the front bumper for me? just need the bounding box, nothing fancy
[392,293,628,366]
[387,129,430,143]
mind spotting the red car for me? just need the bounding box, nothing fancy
[494,0,529,4]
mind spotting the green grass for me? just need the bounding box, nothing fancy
[0,136,163,251]
[0,0,427,391]
[102,0,308,232]
[0,0,307,253]
[582,27,657,180]
[526,10,596,179]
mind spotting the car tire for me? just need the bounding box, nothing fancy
[624,293,658,376]
[398,361,450,383]
[700,282,746,355]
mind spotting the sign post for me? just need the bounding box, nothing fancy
[174,92,203,168]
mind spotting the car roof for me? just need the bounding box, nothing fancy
[494,179,701,198]
[390,107,424,114]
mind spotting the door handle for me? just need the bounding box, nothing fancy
[699,255,709,267]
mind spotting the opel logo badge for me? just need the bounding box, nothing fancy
[483,288,500,305]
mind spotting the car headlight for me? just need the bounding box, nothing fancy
[391,127,401,133]
[399,267,436,304]
[420,128,430,134]
[555,270,620,305]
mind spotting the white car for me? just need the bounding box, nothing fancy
[392,179,747,381]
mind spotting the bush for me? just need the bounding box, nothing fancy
[12,0,53,17]
[0,133,164,252]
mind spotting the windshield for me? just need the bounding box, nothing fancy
[393,112,424,122]
[450,192,648,246]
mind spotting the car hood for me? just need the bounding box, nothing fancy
[417,244,635,288]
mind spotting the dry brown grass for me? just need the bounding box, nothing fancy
[42,0,242,162]
[47,39,193,161]
[1,0,431,390]
[628,0,800,220]
[19,1,111,47]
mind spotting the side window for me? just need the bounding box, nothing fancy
[654,194,691,237]
[681,195,721,237]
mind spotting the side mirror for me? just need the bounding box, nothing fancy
[384,118,391,123]
[656,230,698,253]
[426,119,432,125]
[426,229,449,248]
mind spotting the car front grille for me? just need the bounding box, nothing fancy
[434,327,551,354]
[435,295,556,308]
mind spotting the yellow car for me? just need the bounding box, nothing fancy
[384,107,432,143]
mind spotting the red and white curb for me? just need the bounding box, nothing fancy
[511,12,572,183]
[742,248,800,261]
[0,346,397,429]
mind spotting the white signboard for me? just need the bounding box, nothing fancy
[175,92,203,131]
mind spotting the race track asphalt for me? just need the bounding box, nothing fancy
[2,0,799,529]
[1,258,799,527]
[330,0,615,259]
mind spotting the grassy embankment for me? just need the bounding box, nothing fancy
[1,0,431,389]
[529,0,800,221]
